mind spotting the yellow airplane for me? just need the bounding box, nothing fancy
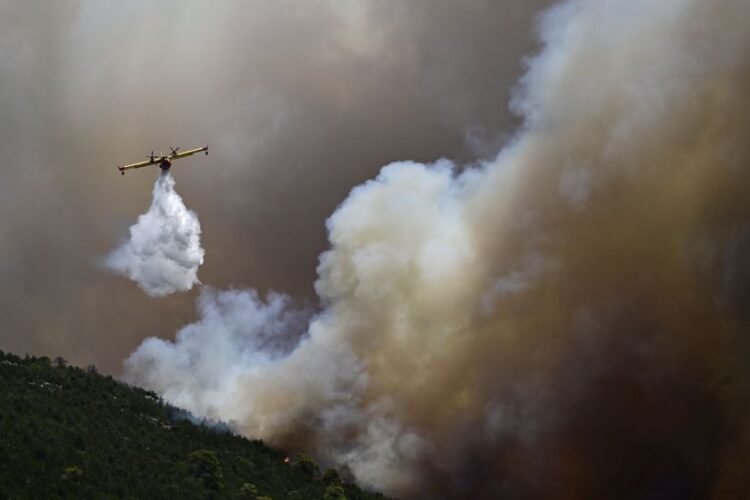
[117,146,208,175]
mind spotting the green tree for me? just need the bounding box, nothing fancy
[188,449,224,491]
[237,481,258,499]
[61,466,83,482]
[292,453,319,479]
[324,483,347,500]
[321,468,342,484]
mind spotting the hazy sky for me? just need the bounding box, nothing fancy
[0,0,545,370]
[5,2,750,498]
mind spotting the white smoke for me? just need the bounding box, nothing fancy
[105,173,204,297]
[126,0,750,498]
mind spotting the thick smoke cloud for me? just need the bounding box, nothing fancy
[0,0,544,369]
[104,173,204,297]
[125,0,750,498]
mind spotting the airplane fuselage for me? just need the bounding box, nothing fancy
[117,145,207,175]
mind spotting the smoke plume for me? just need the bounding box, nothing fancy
[0,0,544,369]
[105,173,204,297]
[125,0,750,498]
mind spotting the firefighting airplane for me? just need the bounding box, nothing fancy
[116,146,208,175]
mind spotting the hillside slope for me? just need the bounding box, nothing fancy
[0,350,388,500]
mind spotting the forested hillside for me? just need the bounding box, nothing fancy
[0,350,388,500]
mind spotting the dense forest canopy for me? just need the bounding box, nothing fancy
[0,350,388,500]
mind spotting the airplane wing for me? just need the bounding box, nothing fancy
[117,158,158,174]
[171,146,208,160]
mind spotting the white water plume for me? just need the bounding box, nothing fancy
[105,173,204,297]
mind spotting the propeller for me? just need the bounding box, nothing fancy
[146,150,155,161]
[170,146,179,155]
